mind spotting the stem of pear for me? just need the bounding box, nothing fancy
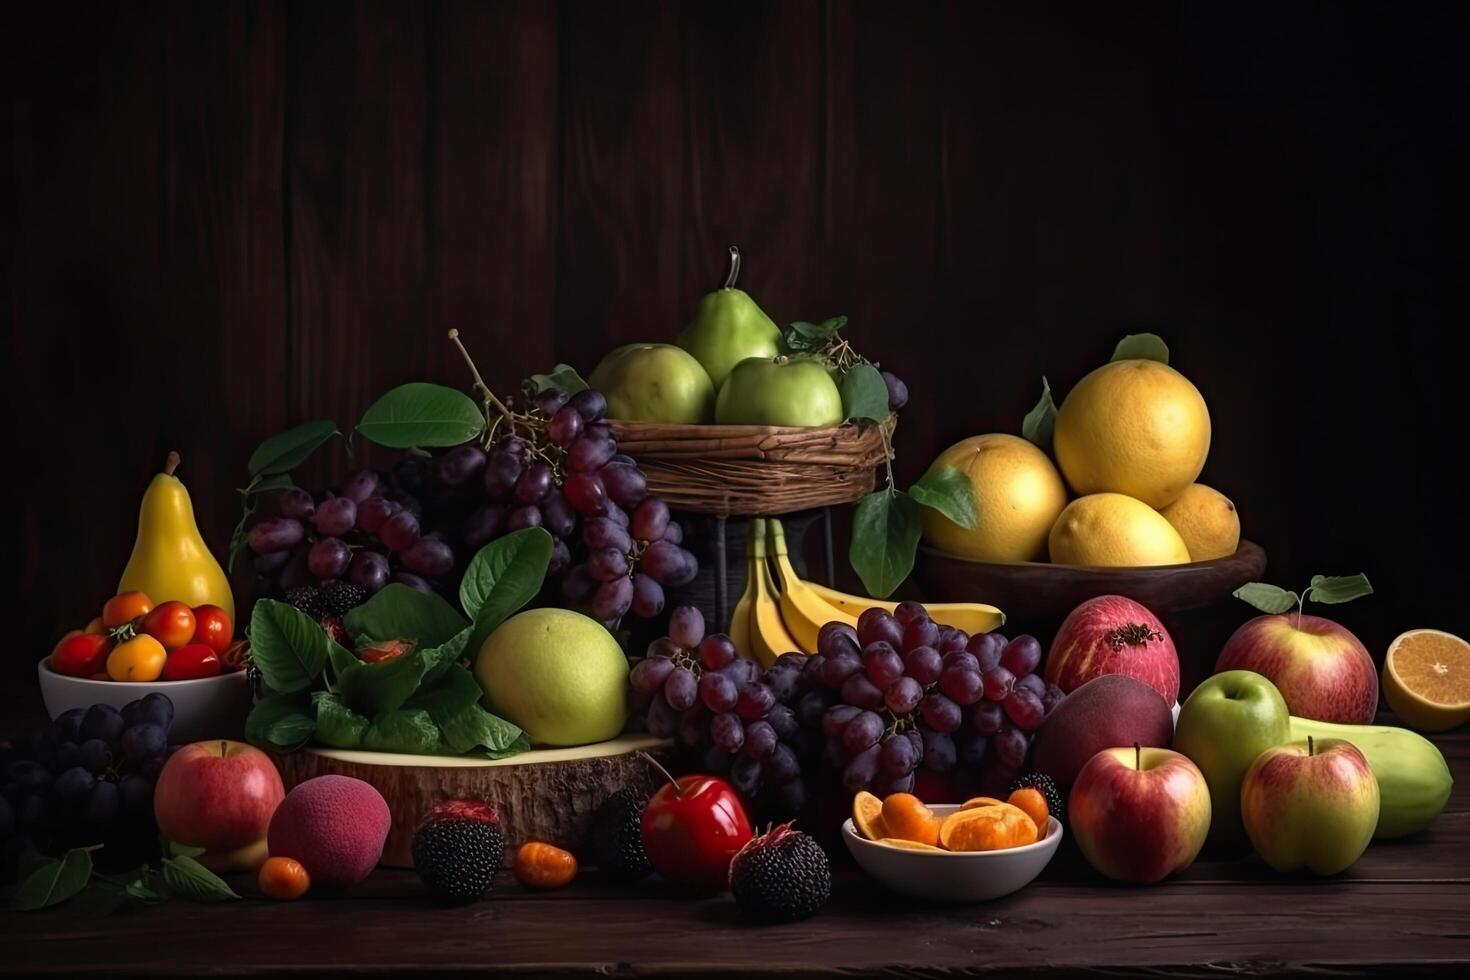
[724,246,741,289]
[639,751,683,799]
[165,451,180,476]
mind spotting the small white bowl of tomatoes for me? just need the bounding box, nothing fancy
[40,592,252,743]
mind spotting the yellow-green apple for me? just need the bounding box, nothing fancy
[153,740,285,871]
[1215,614,1378,723]
[1240,736,1379,875]
[588,343,716,424]
[1069,745,1212,883]
[714,356,844,428]
[1045,595,1180,704]
[1173,670,1291,841]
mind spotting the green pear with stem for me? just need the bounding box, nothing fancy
[677,246,783,389]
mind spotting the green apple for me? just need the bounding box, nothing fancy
[714,356,844,428]
[676,253,783,389]
[1240,737,1379,875]
[1174,670,1291,841]
[474,608,627,747]
[588,343,715,424]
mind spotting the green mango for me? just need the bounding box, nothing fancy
[1289,715,1453,839]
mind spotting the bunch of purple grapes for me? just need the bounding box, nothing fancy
[628,606,810,817]
[809,602,1062,795]
[244,382,694,627]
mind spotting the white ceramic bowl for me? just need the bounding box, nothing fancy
[843,805,1063,902]
[37,658,252,744]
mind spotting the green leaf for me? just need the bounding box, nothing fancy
[909,467,979,530]
[460,527,554,651]
[343,584,468,650]
[783,316,847,353]
[160,855,240,903]
[249,600,331,693]
[1307,573,1374,605]
[244,473,297,497]
[14,848,93,911]
[244,693,316,752]
[74,880,128,917]
[1021,376,1057,450]
[1233,582,1300,615]
[411,663,488,725]
[439,703,527,757]
[336,649,435,718]
[327,638,360,681]
[313,692,370,749]
[227,513,251,573]
[356,382,486,449]
[420,625,475,686]
[1111,333,1170,364]
[527,363,590,395]
[840,362,891,424]
[363,708,443,755]
[247,420,339,476]
[849,490,923,599]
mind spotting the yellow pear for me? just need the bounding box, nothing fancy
[119,452,235,621]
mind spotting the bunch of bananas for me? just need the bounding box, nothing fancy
[731,518,1006,665]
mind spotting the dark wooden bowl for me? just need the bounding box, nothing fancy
[915,540,1267,621]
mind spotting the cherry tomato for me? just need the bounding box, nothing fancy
[161,643,221,681]
[84,617,106,636]
[141,601,196,650]
[513,841,578,889]
[103,591,153,629]
[190,605,233,653]
[51,632,113,677]
[107,634,167,682]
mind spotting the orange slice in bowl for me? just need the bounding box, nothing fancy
[880,793,941,846]
[960,796,1006,810]
[879,838,945,852]
[1383,629,1470,732]
[940,804,1039,852]
[852,790,887,841]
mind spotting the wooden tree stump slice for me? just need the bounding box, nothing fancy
[272,735,672,868]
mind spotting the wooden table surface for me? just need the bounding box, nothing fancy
[3,700,1466,977]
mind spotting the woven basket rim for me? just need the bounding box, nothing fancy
[605,414,896,439]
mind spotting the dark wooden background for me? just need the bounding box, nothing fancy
[7,1,1467,687]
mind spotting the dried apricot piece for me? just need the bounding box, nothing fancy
[1007,787,1049,834]
[960,796,1006,810]
[852,790,886,841]
[879,838,945,852]
[940,804,1039,851]
[881,793,942,846]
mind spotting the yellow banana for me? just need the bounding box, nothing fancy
[725,522,756,658]
[768,520,1007,637]
[768,520,859,651]
[749,519,807,664]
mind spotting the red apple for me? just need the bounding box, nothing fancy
[1215,613,1378,723]
[1240,736,1379,875]
[154,740,285,872]
[1045,595,1179,704]
[1069,745,1212,883]
[640,756,752,892]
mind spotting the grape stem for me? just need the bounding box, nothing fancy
[447,329,521,435]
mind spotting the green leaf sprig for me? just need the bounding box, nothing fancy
[849,462,979,599]
[13,846,237,914]
[1234,573,1374,627]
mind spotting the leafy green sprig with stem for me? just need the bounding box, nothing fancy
[1233,573,1374,625]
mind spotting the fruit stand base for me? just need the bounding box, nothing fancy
[271,736,672,867]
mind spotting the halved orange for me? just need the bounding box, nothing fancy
[881,793,941,846]
[1383,629,1470,732]
[960,796,1006,810]
[940,804,1038,852]
[878,837,945,852]
[852,790,886,841]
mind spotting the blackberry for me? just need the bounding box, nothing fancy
[320,580,368,617]
[1008,771,1065,824]
[412,800,505,904]
[285,586,324,619]
[588,787,650,882]
[728,822,830,923]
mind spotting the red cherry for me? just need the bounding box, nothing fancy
[161,643,222,681]
[638,753,752,892]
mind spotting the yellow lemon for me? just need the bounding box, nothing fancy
[919,434,1068,562]
[1048,493,1192,567]
[1158,483,1240,561]
[1382,629,1470,732]
[1053,359,1211,508]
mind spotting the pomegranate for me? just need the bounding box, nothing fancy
[1044,595,1179,704]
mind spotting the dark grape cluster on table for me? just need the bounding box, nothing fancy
[245,383,696,631]
[1,694,175,878]
[628,601,1062,818]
